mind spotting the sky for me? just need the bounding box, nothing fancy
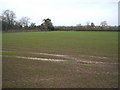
[0,0,119,26]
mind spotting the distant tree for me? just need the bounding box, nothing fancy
[100,21,107,26]
[77,24,82,27]
[2,9,16,30]
[2,16,8,30]
[91,22,95,27]
[41,18,54,31]
[86,21,90,26]
[20,17,30,28]
[13,21,22,30]
[29,23,36,29]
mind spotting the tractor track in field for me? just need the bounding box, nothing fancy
[4,55,65,62]
[2,50,118,64]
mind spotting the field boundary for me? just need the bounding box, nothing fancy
[2,29,120,33]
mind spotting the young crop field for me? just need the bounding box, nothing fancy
[2,31,118,88]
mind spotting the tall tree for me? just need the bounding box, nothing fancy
[2,9,16,30]
[41,18,54,31]
[91,22,95,27]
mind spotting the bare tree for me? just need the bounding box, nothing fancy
[20,17,30,27]
[2,9,16,30]
[2,10,16,24]
[86,21,90,26]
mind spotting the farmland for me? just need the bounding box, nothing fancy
[2,31,118,88]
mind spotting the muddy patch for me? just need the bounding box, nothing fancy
[15,56,66,61]
[79,54,109,59]
[2,50,118,64]
[76,60,104,64]
[89,56,108,59]
[11,55,65,62]
[2,50,109,59]
[32,52,67,57]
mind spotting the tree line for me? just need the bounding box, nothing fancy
[1,9,54,31]
[0,9,119,31]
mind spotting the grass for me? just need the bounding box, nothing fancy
[3,56,118,88]
[80,64,92,67]
[3,31,118,57]
[2,31,118,88]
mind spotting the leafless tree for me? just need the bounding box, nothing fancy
[20,17,30,27]
[86,21,90,26]
[2,9,16,30]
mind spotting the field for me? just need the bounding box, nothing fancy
[2,31,118,88]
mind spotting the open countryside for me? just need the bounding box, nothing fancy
[1,0,119,88]
[2,31,118,88]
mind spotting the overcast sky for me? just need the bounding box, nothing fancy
[0,0,119,26]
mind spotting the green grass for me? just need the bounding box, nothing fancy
[81,64,92,67]
[3,31,118,58]
[2,31,118,88]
